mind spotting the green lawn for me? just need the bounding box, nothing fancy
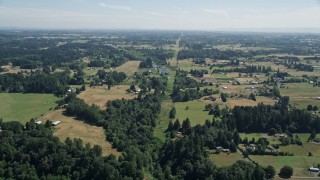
[0,93,58,124]
[175,100,214,126]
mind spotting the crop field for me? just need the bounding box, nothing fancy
[77,85,137,109]
[280,83,320,109]
[38,110,121,157]
[209,152,244,167]
[0,93,58,124]
[174,99,216,126]
[114,60,141,76]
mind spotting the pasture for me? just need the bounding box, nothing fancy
[174,99,215,126]
[280,83,320,109]
[77,85,137,109]
[250,155,320,177]
[0,93,58,124]
[114,60,141,76]
[38,110,121,157]
[209,152,244,167]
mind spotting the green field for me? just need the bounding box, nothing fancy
[210,152,244,167]
[175,100,214,126]
[280,83,320,109]
[154,99,174,142]
[250,155,320,176]
[0,93,58,124]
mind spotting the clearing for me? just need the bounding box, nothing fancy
[209,152,244,167]
[114,61,141,76]
[77,85,137,109]
[38,109,121,157]
[174,99,217,126]
[0,93,58,124]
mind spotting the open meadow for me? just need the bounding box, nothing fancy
[175,99,216,126]
[0,93,58,124]
[38,109,121,157]
[209,152,244,167]
[77,85,137,109]
[280,83,320,109]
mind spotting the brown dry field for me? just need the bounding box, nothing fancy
[77,85,137,109]
[235,77,256,84]
[227,96,275,108]
[38,109,121,157]
[114,60,141,76]
[0,65,36,74]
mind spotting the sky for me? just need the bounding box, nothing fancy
[0,0,320,31]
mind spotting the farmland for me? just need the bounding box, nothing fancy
[114,60,141,76]
[38,110,121,157]
[0,93,58,124]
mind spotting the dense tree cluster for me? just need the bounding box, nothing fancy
[212,65,272,74]
[189,69,209,77]
[66,98,103,124]
[92,70,127,88]
[0,71,69,95]
[0,120,143,179]
[172,88,218,102]
[224,103,320,133]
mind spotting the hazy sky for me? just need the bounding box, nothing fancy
[0,0,320,30]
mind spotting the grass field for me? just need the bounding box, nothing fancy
[38,110,121,157]
[0,93,58,124]
[209,152,244,167]
[174,100,215,126]
[114,60,141,76]
[280,83,320,109]
[250,155,320,177]
[154,99,174,142]
[77,85,137,109]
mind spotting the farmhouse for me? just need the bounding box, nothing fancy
[52,120,61,126]
[246,144,256,151]
[317,97,320,100]
[222,86,228,89]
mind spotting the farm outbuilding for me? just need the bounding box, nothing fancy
[52,120,61,126]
